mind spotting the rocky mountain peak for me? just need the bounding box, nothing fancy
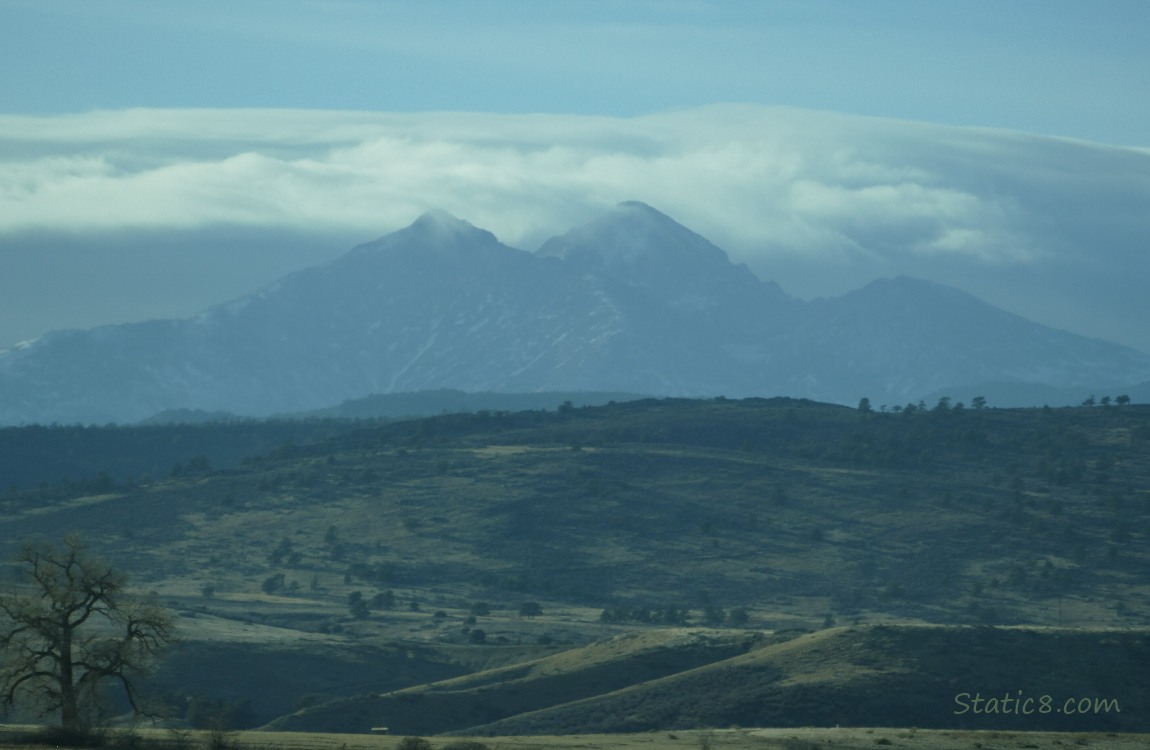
[534,200,766,314]
[2,204,1149,425]
[537,201,731,270]
[353,209,501,259]
[409,208,485,238]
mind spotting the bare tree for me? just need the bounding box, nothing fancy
[0,535,175,732]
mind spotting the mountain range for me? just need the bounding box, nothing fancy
[2,201,1148,425]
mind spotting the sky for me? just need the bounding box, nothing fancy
[2,0,1150,355]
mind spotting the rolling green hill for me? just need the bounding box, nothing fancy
[265,629,766,734]
[258,624,1149,735]
[455,624,1149,735]
[2,396,1149,733]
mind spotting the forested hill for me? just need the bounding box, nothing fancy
[3,396,1150,732]
[3,396,1148,629]
[5,395,1148,497]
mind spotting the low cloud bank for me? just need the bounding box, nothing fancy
[2,106,1149,354]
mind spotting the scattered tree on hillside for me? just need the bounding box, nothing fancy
[268,537,295,566]
[398,738,433,750]
[261,573,285,594]
[0,535,175,733]
[727,607,750,627]
[348,591,370,619]
[703,603,726,626]
[599,604,688,625]
[519,601,543,618]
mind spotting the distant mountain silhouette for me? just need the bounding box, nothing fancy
[2,202,1148,424]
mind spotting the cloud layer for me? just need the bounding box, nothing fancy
[3,106,1149,354]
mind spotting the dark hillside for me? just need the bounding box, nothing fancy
[0,390,642,492]
[3,398,1149,626]
[0,420,350,491]
[2,397,1149,733]
[266,629,766,734]
[462,625,1150,735]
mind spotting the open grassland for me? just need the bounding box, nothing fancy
[5,726,1150,750]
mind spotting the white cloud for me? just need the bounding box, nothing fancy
[3,106,1142,269]
[3,105,1150,352]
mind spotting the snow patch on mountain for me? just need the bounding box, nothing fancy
[2,203,1149,425]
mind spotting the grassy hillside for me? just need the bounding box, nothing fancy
[266,629,766,734]
[6,397,1148,627]
[262,624,1149,735]
[2,396,1149,733]
[460,624,1149,734]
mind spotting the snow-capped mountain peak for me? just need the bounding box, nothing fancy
[409,208,488,240]
[1,203,1148,425]
[353,208,502,259]
[536,201,730,271]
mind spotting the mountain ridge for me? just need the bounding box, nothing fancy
[2,203,1148,425]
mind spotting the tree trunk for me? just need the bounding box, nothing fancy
[58,622,80,732]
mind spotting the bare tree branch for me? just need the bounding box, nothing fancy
[0,536,175,732]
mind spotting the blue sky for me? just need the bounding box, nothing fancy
[4,1,1149,143]
[2,0,1150,357]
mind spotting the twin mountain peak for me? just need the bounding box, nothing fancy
[358,200,750,281]
[2,202,1148,425]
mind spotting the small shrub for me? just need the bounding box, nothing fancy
[397,738,433,750]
